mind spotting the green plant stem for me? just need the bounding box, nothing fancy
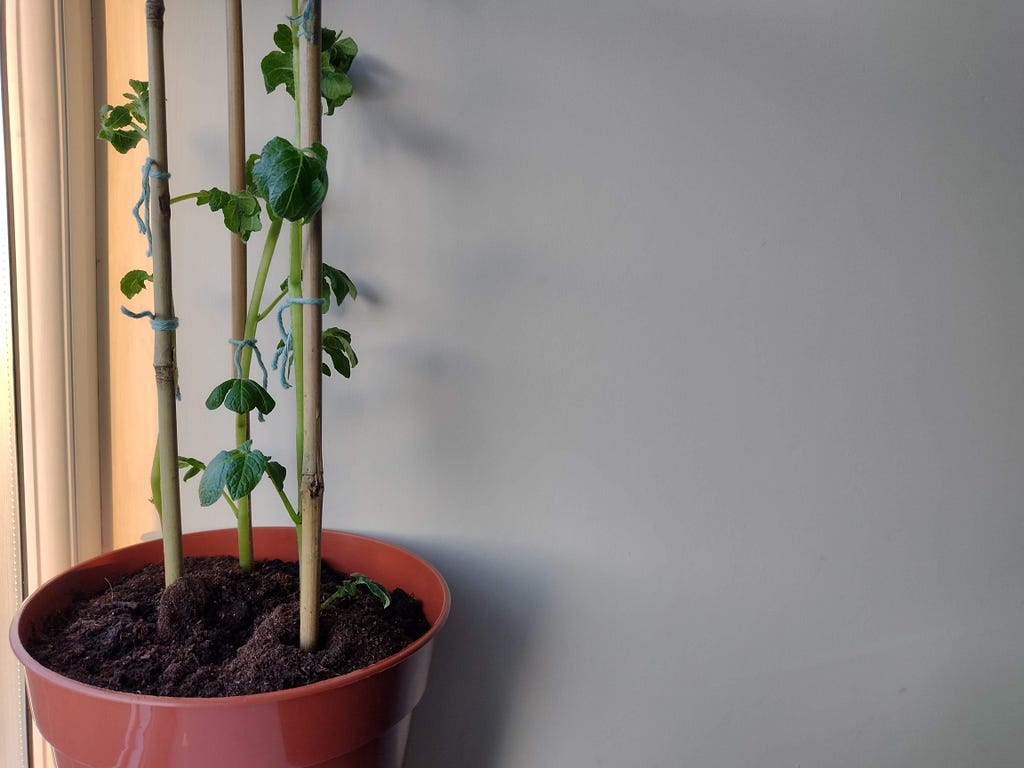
[273,482,300,526]
[221,491,241,519]
[228,216,285,557]
[257,288,287,322]
[234,452,252,569]
[169,191,201,205]
[233,220,283,567]
[151,442,162,519]
[242,218,284,363]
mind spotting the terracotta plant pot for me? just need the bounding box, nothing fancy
[10,527,450,768]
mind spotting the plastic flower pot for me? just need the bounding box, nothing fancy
[10,527,450,768]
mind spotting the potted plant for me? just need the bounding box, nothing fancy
[9,2,449,767]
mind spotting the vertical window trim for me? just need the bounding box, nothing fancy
[4,0,102,765]
[7,0,102,589]
[0,4,27,765]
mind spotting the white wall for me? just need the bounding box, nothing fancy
[150,1,1024,765]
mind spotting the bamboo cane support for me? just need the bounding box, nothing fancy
[298,0,324,651]
[226,0,253,570]
[145,0,183,586]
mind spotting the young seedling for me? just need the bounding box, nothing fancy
[322,574,392,610]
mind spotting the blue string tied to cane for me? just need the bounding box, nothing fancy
[289,0,316,42]
[229,339,270,421]
[122,158,178,399]
[120,306,179,331]
[271,297,325,389]
[119,306,181,400]
[132,158,171,258]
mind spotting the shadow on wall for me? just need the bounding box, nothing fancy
[383,536,550,768]
[349,55,467,165]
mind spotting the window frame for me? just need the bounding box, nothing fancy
[3,1,103,765]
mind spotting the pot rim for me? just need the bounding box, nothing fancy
[10,527,451,708]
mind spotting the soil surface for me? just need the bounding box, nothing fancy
[26,557,430,697]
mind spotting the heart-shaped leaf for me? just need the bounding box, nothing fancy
[265,460,287,491]
[198,441,270,506]
[225,448,269,501]
[206,378,276,416]
[198,449,232,507]
[251,137,329,222]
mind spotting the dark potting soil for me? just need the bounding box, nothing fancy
[26,557,430,697]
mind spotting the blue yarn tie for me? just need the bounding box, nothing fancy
[119,307,181,400]
[120,306,179,331]
[271,297,325,389]
[229,339,270,421]
[132,158,171,258]
[289,0,316,42]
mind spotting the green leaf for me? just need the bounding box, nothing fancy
[205,378,276,417]
[307,142,328,164]
[245,153,260,194]
[361,577,391,609]
[225,380,275,416]
[321,29,339,56]
[321,263,357,312]
[333,36,359,72]
[126,79,149,127]
[260,26,295,95]
[321,30,358,115]
[198,449,232,506]
[198,441,269,505]
[225,448,269,500]
[265,460,287,490]
[322,327,357,378]
[196,187,263,242]
[177,456,206,482]
[261,25,357,115]
[98,80,148,154]
[320,68,354,116]
[205,380,231,410]
[247,154,281,223]
[251,137,329,222]
[321,573,391,610]
[102,105,133,129]
[108,131,141,154]
[98,121,144,154]
[120,269,152,299]
[261,50,294,96]
[274,23,293,53]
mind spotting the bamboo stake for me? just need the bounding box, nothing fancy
[145,0,183,586]
[225,0,253,571]
[298,0,324,651]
